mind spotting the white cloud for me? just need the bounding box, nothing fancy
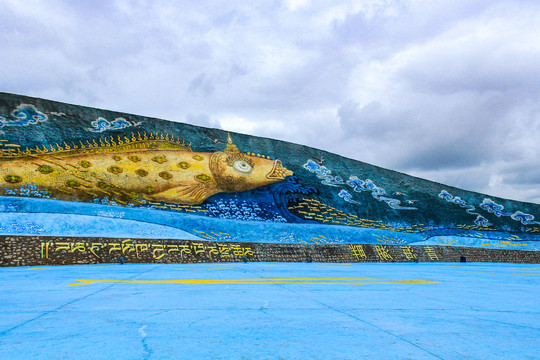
[218,116,258,133]
[283,0,310,11]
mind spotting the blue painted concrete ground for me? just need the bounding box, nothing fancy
[0,262,539,359]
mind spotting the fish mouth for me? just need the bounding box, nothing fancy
[267,159,293,179]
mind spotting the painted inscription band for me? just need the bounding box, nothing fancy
[2,236,539,266]
[40,239,253,260]
[349,244,440,261]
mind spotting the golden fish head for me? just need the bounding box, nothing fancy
[209,152,293,193]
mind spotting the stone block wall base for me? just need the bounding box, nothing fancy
[1,236,539,267]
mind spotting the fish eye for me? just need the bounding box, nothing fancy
[232,160,253,174]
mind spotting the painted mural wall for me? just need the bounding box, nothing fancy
[0,92,538,250]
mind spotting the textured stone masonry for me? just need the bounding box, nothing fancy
[1,235,539,266]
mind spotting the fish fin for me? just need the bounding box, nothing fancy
[155,183,218,205]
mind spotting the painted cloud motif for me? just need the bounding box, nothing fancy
[510,211,540,225]
[480,198,510,217]
[303,159,416,210]
[439,190,491,226]
[0,104,48,128]
[440,192,539,226]
[87,117,142,133]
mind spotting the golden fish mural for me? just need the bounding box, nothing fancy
[0,133,293,205]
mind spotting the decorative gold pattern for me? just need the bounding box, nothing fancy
[4,174,22,183]
[289,198,499,235]
[80,160,92,168]
[0,131,193,158]
[38,165,54,174]
[159,171,172,180]
[65,180,80,188]
[97,182,108,189]
[135,169,148,177]
[107,166,123,174]
[195,174,212,183]
[152,155,167,164]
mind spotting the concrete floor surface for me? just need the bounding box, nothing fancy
[0,262,539,359]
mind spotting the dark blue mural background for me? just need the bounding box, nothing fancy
[0,92,538,250]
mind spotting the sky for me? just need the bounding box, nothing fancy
[1,0,539,204]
